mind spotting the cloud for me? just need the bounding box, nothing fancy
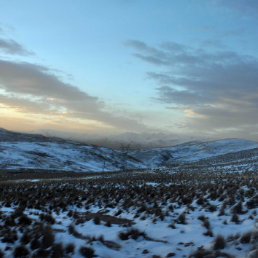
[0,59,147,132]
[0,60,101,107]
[126,39,258,139]
[154,85,213,106]
[0,38,33,55]
[0,94,52,114]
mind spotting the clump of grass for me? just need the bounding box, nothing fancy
[248,249,258,258]
[197,215,206,221]
[231,201,244,214]
[93,216,100,225]
[176,212,187,224]
[18,214,32,226]
[119,229,146,240]
[240,232,251,244]
[32,248,50,258]
[40,213,55,224]
[231,214,240,224]
[41,226,55,249]
[218,206,225,216]
[20,232,30,245]
[203,229,213,237]
[30,238,41,250]
[105,221,112,227]
[213,235,225,250]
[51,243,64,257]
[189,247,213,258]
[2,229,18,243]
[13,245,29,258]
[202,219,210,230]
[65,243,75,254]
[79,246,95,258]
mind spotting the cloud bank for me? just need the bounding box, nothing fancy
[0,35,147,134]
[0,59,147,132]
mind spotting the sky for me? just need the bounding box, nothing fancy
[0,0,257,141]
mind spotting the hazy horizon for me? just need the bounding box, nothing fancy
[1,126,258,151]
[0,0,257,141]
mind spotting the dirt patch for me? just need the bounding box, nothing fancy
[75,212,134,226]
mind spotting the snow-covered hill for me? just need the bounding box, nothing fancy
[0,128,145,172]
[0,128,257,172]
[129,138,258,168]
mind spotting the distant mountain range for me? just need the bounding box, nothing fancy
[33,129,200,149]
[0,128,257,172]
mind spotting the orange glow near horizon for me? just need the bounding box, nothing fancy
[0,104,116,135]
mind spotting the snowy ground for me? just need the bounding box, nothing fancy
[0,171,257,257]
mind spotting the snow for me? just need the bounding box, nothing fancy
[0,173,257,257]
[0,129,257,257]
[130,138,258,168]
[0,129,257,173]
[0,140,145,172]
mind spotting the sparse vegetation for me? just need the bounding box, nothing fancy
[0,169,256,257]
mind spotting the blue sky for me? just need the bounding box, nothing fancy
[0,0,257,140]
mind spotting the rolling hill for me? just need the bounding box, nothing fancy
[0,128,257,172]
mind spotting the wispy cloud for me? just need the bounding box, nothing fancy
[0,38,33,56]
[215,0,258,17]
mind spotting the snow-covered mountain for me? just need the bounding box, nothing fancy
[0,128,257,172]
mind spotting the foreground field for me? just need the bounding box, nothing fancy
[0,171,257,257]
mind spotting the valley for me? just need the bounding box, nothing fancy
[0,129,257,257]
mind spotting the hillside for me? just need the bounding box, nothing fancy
[0,128,257,172]
[129,139,258,168]
[0,128,144,172]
